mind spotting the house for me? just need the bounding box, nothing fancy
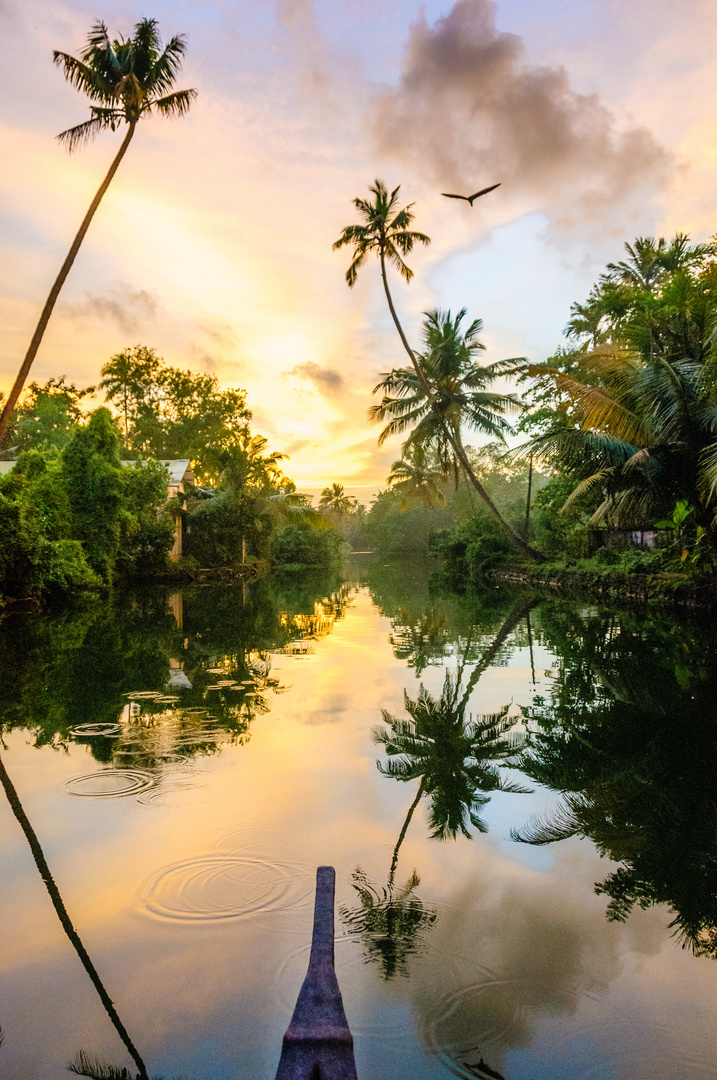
[1,458,194,562]
[123,460,194,561]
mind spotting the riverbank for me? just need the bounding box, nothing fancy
[489,563,717,609]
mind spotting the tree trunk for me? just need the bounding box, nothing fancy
[0,124,137,446]
[0,751,148,1079]
[377,252,544,561]
[388,779,426,887]
[524,452,533,537]
[457,599,534,715]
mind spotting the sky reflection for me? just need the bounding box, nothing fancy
[1,571,717,1079]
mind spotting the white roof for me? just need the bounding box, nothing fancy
[1,458,193,483]
[121,459,193,484]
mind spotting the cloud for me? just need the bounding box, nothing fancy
[373,0,671,241]
[412,846,667,1074]
[198,322,238,348]
[62,282,159,333]
[289,361,345,396]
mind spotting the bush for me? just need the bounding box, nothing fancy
[268,523,343,568]
[430,512,514,580]
[40,540,101,591]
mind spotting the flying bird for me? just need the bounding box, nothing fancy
[441,183,501,206]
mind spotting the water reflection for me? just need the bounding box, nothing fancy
[0,570,348,778]
[0,750,150,1079]
[513,604,717,957]
[3,564,717,1079]
[375,674,530,871]
[340,868,438,981]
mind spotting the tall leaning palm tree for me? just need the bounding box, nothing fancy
[0,18,197,446]
[333,181,542,560]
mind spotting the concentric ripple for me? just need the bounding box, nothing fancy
[64,769,154,798]
[139,855,312,922]
[70,723,121,737]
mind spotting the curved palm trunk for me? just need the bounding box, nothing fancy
[0,124,137,446]
[388,778,426,887]
[457,599,534,715]
[0,751,149,1080]
[377,251,544,561]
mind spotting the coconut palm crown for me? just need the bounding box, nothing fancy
[372,308,524,482]
[53,18,196,151]
[332,179,430,289]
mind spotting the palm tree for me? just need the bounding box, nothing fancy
[333,181,543,560]
[0,18,197,446]
[372,308,524,485]
[387,443,446,509]
[522,341,717,549]
[318,482,358,516]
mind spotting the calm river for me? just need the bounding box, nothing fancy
[1,559,716,1080]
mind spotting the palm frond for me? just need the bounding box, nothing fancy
[68,1051,134,1079]
[52,51,113,100]
[56,114,120,151]
[511,803,581,844]
[151,87,197,117]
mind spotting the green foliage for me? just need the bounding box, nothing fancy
[0,410,177,597]
[40,540,101,591]
[332,178,431,288]
[117,460,175,576]
[370,309,523,475]
[1,377,95,454]
[100,345,251,484]
[519,233,717,551]
[268,523,343,569]
[364,489,454,554]
[531,474,591,557]
[318,483,358,516]
[53,17,196,151]
[185,489,253,567]
[60,408,124,580]
[430,512,515,579]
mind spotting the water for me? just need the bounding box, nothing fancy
[1,561,716,1079]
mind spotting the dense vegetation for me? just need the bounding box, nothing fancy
[0,353,342,603]
[421,233,717,588]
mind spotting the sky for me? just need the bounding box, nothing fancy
[2,0,717,493]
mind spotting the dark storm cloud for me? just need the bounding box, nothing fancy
[63,283,159,332]
[290,361,345,396]
[373,0,671,237]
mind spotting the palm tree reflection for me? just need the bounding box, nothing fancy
[343,605,531,983]
[0,751,150,1079]
[375,673,531,882]
[511,604,717,957]
[340,867,437,981]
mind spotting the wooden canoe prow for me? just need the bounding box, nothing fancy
[274,866,358,1080]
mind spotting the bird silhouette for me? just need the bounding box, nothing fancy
[441,183,501,206]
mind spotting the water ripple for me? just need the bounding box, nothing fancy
[70,723,121,737]
[139,855,313,923]
[64,769,154,798]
